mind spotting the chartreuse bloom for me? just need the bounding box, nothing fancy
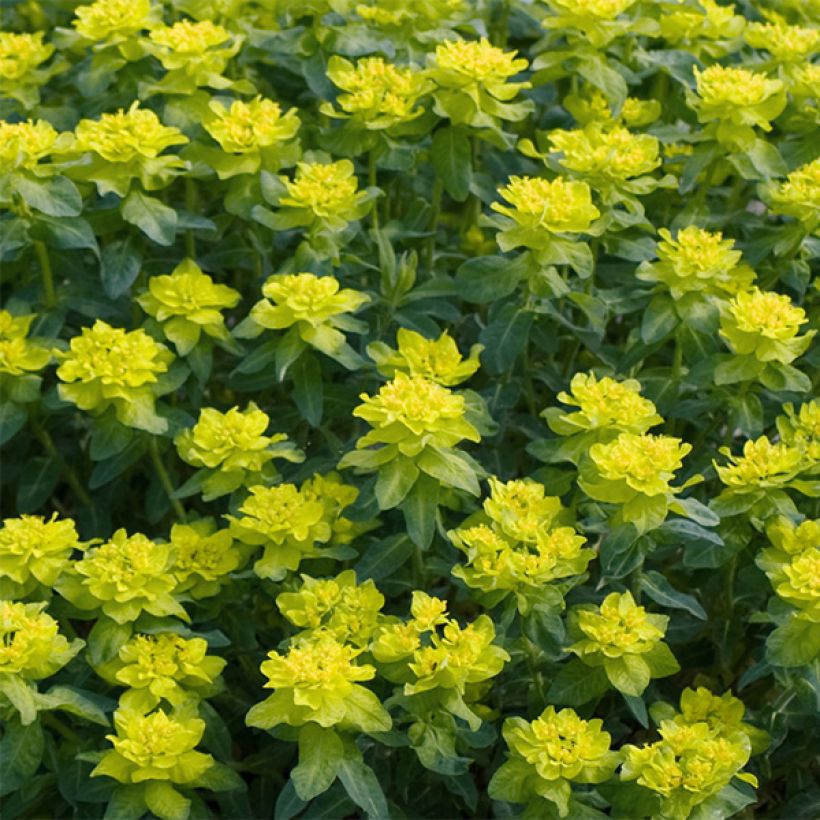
[777,400,820,469]
[688,65,787,145]
[0,310,53,404]
[201,97,300,177]
[371,592,509,728]
[542,0,638,47]
[299,472,375,547]
[719,288,814,379]
[566,591,679,697]
[169,519,242,599]
[489,706,619,817]
[68,102,188,196]
[92,703,215,819]
[226,483,332,581]
[97,633,226,711]
[355,0,467,31]
[175,403,303,500]
[659,0,745,54]
[277,570,385,647]
[56,320,175,434]
[340,372,483,505]
[0,31,55,107]
[715,436,805,496]
[137,259,240,355]
[322,56,433,130]
[72,0,158,45]
[483,477,564,542]
[0,120,61,174]
[542,372,662,461]
[56,529,188,624]
[0,514,84,598]
[765,158,820,232]
[579,433,696,532]
[367,327,482,386]
[146,20,241,90]
[246,633,391,732]
[621,689,761,820]
[491,176,600,257]
[236,273,369,368]
[637,226,756,300]
[746,16,819,62]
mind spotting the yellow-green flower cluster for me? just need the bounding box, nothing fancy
[350,371,480,460]
[450,478,592,612]
[56,320,175,434]
[659,0,746,53]
[0,513,83,598]
[567,591,678,696]
[92,703,214,788]
[175,403,301,499]
[246,633,391,732]
[564,90,660,128]
[745,17,819,62]
[637,226,756,299]
[428,38,531,127]
[719,288,814,366]
[715,436,805,494]
[766,158,820,231]
[98,633,227,711]
[758,517,820,622]
[0,600,83,681]
[0,311,53,402]
[169,519,242,599]
[73,0,157,44]
[490,706,619,817]
[0,31,53,82]
[227,475,359,581]
[277,570,385,647]
[137,259,240,355]
[622,689,760,819]
[579,433,694,531]
[203,97,300,176]
[300,472,374,546]
[0,120,60,174]
[777,400,820,469]
[148,19,240,83]
[689,65,786,142]
[548,125,662,186]
[355,0,467,30]
[239,272,369,363]
[367,327,482,386]
[492,176,600,251]
[371,592,509,714]
[277,160,370,232]
[56,529,188,624]
[544,372,662,441]
[543,0,638,48]
[323,56,433,129]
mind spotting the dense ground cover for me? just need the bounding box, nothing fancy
[0,0,818,818]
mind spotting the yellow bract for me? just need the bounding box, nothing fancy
[716,436,804,491]
[767,158,820,227]
[279,160,365,219]
[746,18,819,61]
[149,20,232,55]
[0,120,60,173]
[548,0,636,20]
[432,37,527,86]
[0,31,53,80]
[691,65,786,130]
[205,97,300,153]
[73,0,155,41]
[0,310,52,377]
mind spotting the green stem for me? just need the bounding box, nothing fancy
[34,241,56,310]
[30,418,93,508]
[368,148,380,232]
[148,436,186,521]
[185,177,197,259]
[524,638,547,706]
[425,177,443,275]
[41,711,83,745]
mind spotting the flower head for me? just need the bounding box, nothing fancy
[205,97,300,154]
[73,0,155,42]
[715,436,804,492]
[56,320,174,433]
[353,372,480,458]
[0,310,52,380]
[137,258,240,355]
[246,633,391,731]
[0,514,83,595]
[277,570,385,647]
[484,477,563,542]
[0,119,61,175]
[279,160,368,226]
[56,529,188,624]
[432,37,527,88]
[169,519,241,599]
[492,176,600,246]
[766,158,820,229]
[92,704,214,785]
[148,19,239,79]
[0,31,53,81]
[777,401,820,466]
[746,18,819,61]
[719,288,814,365]
[367,328,482,386]
[324,56,432,129]
[0,601,83,680]
[548,0,636,21]
[659,0,745,49]
[637,226,756,298]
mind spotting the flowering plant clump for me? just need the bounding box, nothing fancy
[2,0,818,816]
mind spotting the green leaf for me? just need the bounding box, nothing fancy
[431,126,472,202]
[576,54,627,111]
[144,781,190,820]
[31,215,99,254]
[12,175,82,217]
[16,455,61,513]
[121,190,178,246]
[39,685,110,726]
[104,785,148,820]
[455,254,526,303]
[355,534,415,581]
[275,780,307,820]
[100,237,142,299]
[337,758,389,820]
[0,402,27,446]
[415,447,480,495]
[292,724,344,802]
[767,617,820,668]
[0,675,39,725]
[0,719,44,797]
[87,618,132,667]
[640,294,678,344]
[89,439,145,489]
[479,304,533,374]
[291,354,323,427]
[546,660,609,706]
[640,571,707,620]
[604,655,651,697]
[401,472,439,549]
[375,457,419,510]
